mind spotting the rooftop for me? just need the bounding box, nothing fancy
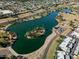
[0,9,13,15]
[59,36,72,51]
[57,51,65,59]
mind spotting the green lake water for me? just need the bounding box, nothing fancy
[8,11,58,54]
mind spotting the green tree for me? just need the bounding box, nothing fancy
[10,55,17,59]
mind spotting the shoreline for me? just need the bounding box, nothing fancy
[8,30,57,58]
[0,3,74,59]
[4,24,12,30]
[7,7,66,58]
[7,10,60,59]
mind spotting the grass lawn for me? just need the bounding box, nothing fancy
[46,36,62,59]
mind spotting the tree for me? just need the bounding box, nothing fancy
[69,21,74,27]
[60,35,66,39]
[10,55,17,59]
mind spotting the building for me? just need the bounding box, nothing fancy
[74,43,79,55]
[0,9,13,15]
[57,28,79,59]
[59,36,72,52]
[57,51,65,59]
[57,51,70,59]
[0,9,13,19]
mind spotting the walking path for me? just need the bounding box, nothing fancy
[46,36,60,59]
[8,47,19,56]
[8,29,57,59]
[4,24,12,30]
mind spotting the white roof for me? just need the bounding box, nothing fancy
[68,43,73,48]
[65,54,70,59]
[74,43,79,55]
[70,31,79,38]
[0,9,13,15]
[59,37,72,51]
[75,28,79,33]
[57,51,65,59]
[69,39,75,48]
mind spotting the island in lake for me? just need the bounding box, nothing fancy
[25,27,45,39]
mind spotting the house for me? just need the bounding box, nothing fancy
[58,28,79,59]
[0,9,13,18]
[74,42,79,55]
[59,36,72,52]
[0,9,13,15]
[70,31,79,38]
[70,28,79,38]
[57,51,65,59]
